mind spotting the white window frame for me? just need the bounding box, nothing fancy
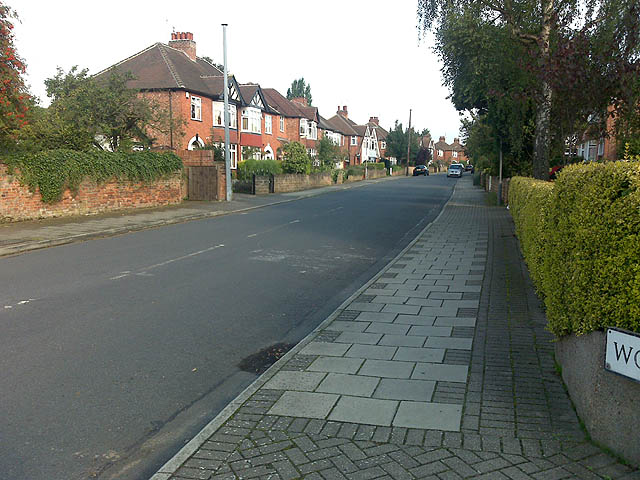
[300,118,308,138]
[191,96,202,121]
[438,149,444,157]
[241,107,261,133]
[453,151,458,158]
[598,139,605,157]
[307,121,317,140]
[350,136,357,146]
[280,116,285,132]
[212,101,237,128]
[381,141,386,149]
[265,114,272,135]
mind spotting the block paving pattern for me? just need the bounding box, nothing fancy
[162,179,639,479]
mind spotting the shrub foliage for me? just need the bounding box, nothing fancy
[236,159,283,181]
[4,149,182,203]
[508,163,640,336]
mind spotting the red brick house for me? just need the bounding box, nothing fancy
[366,117,389,160]
[433,136,468,166]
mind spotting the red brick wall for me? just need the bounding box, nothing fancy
[0,164,184,222]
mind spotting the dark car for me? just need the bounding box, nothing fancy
[465,164,474,173]
[413,164,429,176]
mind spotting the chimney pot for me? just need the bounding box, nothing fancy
[439,136,445,141]
[169,31,197,61]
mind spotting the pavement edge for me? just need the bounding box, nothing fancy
[149,180,459,480]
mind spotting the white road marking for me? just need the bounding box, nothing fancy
[2,298,37,310]
[247,220,301,238]
[110,245,225,280]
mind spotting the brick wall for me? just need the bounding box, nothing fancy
[273,172,333,193]
[0,164,184,222]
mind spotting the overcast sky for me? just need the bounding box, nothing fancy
[13,0,463,140]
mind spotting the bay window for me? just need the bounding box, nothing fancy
[241,107,261,133]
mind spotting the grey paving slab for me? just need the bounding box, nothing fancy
[327,396,398,426]
[346,302,383,312]
[300,342,351,357]
[344,344,397,360]
[407,325,453,337]
[373,378,435,402]
[381,304,422,315]
[393,347,445,363]
[315,373,379,397]
[307,356,364,374]
[334,332,383,345]
[393,401,463,430]
[379,334,426,348]
[364,323,410,335]
[428,292,463,300]
[418,306,460,317]
[434,317,476,327]
[354,311,398,323]
[370,295,409,304]
[325,321,368,332]
[394,314,436,326]
[262,371,327,391]
[268,391,339,419]
[424,336,473,350]
[412,363,469,383]
[444,284,482,293]
[405,298,444,307]
[442,299,480,308]
[358,359,415,379]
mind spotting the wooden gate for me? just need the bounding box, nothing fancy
[188,166,218,200]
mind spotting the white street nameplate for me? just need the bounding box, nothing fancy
[605,328,640,382]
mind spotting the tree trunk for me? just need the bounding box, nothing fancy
[533,0,553,180]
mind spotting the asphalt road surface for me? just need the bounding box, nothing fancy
[0,174,457,480]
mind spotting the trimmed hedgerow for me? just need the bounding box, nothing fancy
[236,159,282,181]
[508,163,640,337]
[4,149,182,204]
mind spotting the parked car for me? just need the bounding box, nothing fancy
[413,164,429,176]
[465,164,474,173]
[447,164,463,178]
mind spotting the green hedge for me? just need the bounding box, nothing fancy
[509,163,640,336]
[236,159,282,181]
[4,149,182,204]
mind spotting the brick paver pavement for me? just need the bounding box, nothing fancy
[152,177,639,480]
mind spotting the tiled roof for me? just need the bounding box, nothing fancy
[325,115,359,136]
[262,88,304,118]
[434,139,450,150]
[94,42,224,98]
[238,84,259,104]
[367,123,389,140]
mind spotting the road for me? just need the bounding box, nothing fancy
[0,175,456,480]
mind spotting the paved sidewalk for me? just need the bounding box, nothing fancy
[151,177,639,480]
[0,179,386,257]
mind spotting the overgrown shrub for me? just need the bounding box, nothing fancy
[282,142,311,174]
[4,149,182,203]
[508,163,640,336]
[236,159,282,181]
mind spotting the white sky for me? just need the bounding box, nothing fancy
[12,0,463,139]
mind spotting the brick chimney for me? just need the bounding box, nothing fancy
[337,105,348,118]
[169,32,196,61]
[368,116,379,125]
[439,136,446,142]
[453,137,460,144]
[291,97,308,107]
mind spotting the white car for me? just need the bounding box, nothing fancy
[447,164,464,178]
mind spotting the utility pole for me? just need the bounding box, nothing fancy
[406,109,412,176]
[222,24,232,201]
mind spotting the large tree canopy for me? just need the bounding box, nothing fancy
[286,77,313,106]
[0,2,31,150]
[418,0,640,178]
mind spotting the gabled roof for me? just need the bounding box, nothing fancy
[325,115,359,136]
[367,123,389,141]
[353,124,368,137]
[318,115,335,132]
[262,88,303,117]
[94,42,226,98]
[297,105,319,123]
[434,139,450,150]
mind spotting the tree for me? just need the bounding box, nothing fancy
[418,0,640,179]
[415,147,432,166]
[286,78,312,106]
[24,66,183,152]
[282,141,311,174]
[385,121,421,165]
[317,135,345,168]
[0,2,31,150]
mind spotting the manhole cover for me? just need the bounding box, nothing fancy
[239,343,295,375]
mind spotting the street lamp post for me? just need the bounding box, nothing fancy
[405,109,412,176]
[222,23,232,201]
